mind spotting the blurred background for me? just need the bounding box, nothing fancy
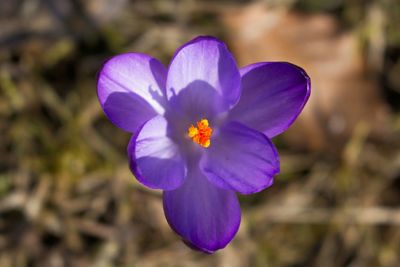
[1,0,400,266]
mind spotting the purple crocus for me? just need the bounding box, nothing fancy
[97,36,310,253]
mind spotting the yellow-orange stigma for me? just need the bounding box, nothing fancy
[187,119,213,148]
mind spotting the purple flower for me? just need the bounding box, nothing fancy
[97,36,310,253]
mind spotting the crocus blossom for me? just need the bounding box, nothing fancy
[97,36,310,253]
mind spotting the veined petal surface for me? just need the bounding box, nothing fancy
[97,53,167,133]
[200,121,280,194]
[128,116,186,190]
[166,36,241,117]
[163,165,240,253]
[229,62,310,137]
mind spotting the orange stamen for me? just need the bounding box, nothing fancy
[187,119,212,148]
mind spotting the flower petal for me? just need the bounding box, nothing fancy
[200,121,279,194]
[229,62,310,138]
[165,80,228,127]
[97,53,167,133]
[128,116,186,190]
[166,36,241,114]
[163,165,240,253]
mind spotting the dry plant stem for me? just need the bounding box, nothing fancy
[250,206,400,225]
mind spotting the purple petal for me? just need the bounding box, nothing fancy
[229,62,310,138]
[165,80,227,127]
[163,165,240,253]
[97,53,167,133]
[200,121,279,194]
[166,36,241,115]
[128,116,186,190]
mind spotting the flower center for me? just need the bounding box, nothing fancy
[187,119,213,148]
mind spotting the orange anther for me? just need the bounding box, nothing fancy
[187,119,212,148]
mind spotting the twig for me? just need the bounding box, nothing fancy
[250,206,400,225]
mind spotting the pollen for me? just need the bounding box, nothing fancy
[187,119,213,148]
